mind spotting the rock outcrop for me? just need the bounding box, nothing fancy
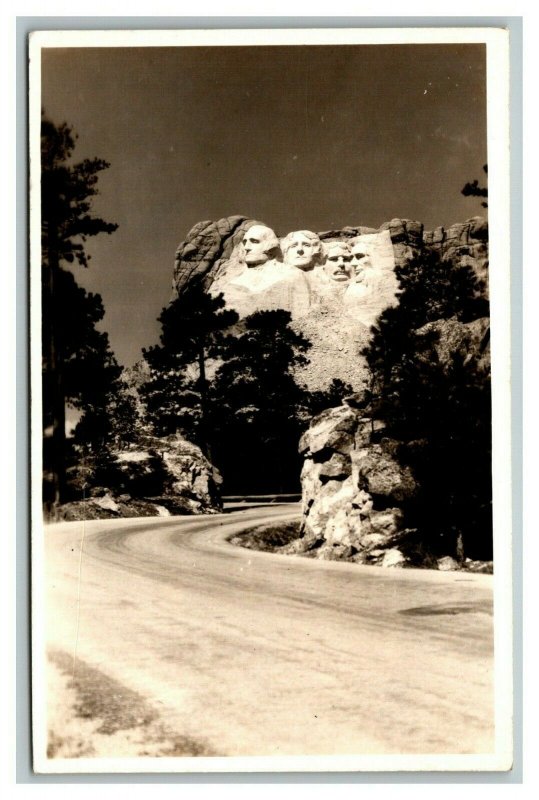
[288,403,421,566]
[63,432,222,520]
[112,433,222,513]
[422,216,489,288]
[174,216,266,293]
[415,316,490,375]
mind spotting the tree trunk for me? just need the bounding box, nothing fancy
[197,344,212,462]
[44,227,66,518]
[456,531,465,564]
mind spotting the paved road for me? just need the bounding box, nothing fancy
[44,505,494,757]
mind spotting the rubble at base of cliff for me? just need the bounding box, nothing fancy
[54,492,215,522]
[229,520,493,573]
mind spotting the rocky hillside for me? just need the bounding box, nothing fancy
[59,432,222,521]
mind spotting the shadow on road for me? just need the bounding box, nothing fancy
[400,600,493,617]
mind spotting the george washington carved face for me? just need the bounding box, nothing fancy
[322,242,353,282]
[281,230,322,270]
[241,225,279,267]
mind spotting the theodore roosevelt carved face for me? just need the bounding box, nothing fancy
[241,225,279,267]
[322,242,353,282]
[350,238,373,283]
[281,230,322,270]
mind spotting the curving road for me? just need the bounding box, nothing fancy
[44,505,494,757]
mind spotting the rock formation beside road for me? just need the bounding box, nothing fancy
[60,432,222,521]
[289,402,421,567]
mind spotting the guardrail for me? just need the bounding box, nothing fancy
[222,494,301,504]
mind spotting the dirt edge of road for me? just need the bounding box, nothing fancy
[228,520,301,553]
[47,650,217,759]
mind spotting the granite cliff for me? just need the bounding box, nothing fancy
[173,216,488,296]
[173,215,488,391]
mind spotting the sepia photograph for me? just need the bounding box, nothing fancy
[30,27,512,773]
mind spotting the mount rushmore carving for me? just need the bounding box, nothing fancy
[173,215,488,390]
[208,224,400,329]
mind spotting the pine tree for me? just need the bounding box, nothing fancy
[41,116,119,513]
[139,284,239,450]
[306,378,355,416]
[362,249,492,559]
[140,344,203,438]
[209,310,312,494]
[461,164,488,208]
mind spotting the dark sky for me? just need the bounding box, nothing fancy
[41,44,487,367]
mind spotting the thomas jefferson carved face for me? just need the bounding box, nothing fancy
[282,230,322,270]
[350,240,373,283]
[322,242,352,282]
[241,225,279,267]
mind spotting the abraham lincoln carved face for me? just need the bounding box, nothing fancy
[350,239,373,283]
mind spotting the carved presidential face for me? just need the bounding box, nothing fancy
[350,242,373,283]
[282,230,321,270]
[241,225,278,267]
[323,243,352,282]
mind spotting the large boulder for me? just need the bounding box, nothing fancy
[113,433,222,513]
[295,405,419,564]
[298,404,358,457]
[63,432,222,520]
[355,444,418,505]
